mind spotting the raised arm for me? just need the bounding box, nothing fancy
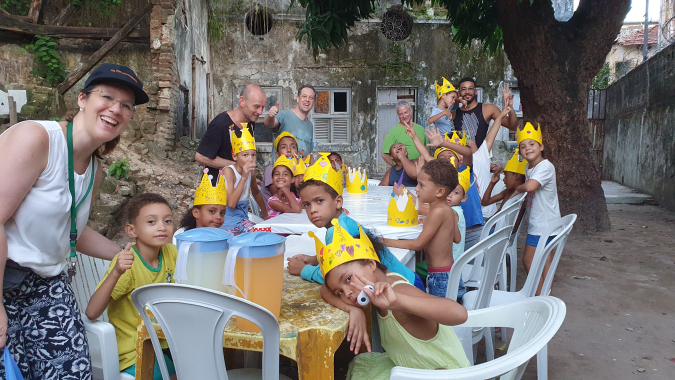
[85,244,133,321]
[263,101,281,129]
[481,168,505,206]
[499,85,518,131]
[483,106,512,152]
[427,109,452,125]
[405,124,433,162]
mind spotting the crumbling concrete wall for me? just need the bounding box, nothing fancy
[209,0,507,172]
[604,43,675,211]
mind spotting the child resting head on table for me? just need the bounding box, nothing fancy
[86,194,178,380]
[316,217,470,380]
[286,153,424,354]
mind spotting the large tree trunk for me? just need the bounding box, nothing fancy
[497,0,630,232]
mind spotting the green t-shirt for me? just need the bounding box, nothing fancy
[381,123,429,161]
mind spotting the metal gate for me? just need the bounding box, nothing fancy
[587,88,606,177]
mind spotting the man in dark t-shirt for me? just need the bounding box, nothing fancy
[196,84,267,182]
[452,77,518,148]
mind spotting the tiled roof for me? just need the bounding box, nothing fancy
[618,25,658,46]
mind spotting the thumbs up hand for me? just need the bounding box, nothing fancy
[113,243,134,277]
[268,100,280,118]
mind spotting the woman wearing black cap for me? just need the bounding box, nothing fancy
[0,63,148,379]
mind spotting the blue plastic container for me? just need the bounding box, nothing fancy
[175,227,233,293]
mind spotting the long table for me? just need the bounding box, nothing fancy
[256,186,423,239]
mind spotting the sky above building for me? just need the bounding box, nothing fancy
[572,0,661,22]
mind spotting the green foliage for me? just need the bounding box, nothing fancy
[109,158,130,179]
[209,17,225,40]
[290,0,379,56]
[0,0,30,15]
[25,36,67,87]
[592,63,612,89]
[382,43,411,71]
[293,0,506,57]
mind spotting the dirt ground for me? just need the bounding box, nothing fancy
[519,203,675,379]
[331,203,675,379]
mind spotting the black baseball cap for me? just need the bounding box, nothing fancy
[84,63,149,105]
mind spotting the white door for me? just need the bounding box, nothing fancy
[376,88,399,174]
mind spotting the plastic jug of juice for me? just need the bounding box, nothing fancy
[222,232,286,332]
[174,227,233,293]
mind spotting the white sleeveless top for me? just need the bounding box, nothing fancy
[3,121,96,277]
[226,165,251,202]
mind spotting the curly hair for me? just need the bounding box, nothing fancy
[421,159,459,195]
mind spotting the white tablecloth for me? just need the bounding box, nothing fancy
[256,186,422,240]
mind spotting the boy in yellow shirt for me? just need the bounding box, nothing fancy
[86,193,178,380]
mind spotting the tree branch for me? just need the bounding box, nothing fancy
[51,3,77,26]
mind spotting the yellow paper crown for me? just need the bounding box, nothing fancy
[345,167,367,193]
[517,122,543,146]
[387,193,419,227]
[503,149,527,175]
[194,168,227,206]
[304,153,344,195]
[445,131,467,147]
[292,157,306,176]
[274,131,298,151]
[273,155,296,174]
[458,166,471,194]
[231,123,256,154]
[308,218,380,277]
[435,77,456,99]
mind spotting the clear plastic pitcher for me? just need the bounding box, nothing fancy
[222,232,286,332]
[174,227,233,293]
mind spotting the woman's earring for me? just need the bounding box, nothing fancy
[80,107,84,111]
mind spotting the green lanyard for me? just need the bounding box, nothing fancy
[67,122,96,259]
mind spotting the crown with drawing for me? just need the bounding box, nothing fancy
[304,153,344,195]
[309,218,379,277]
[445,131,467,147]
[346,167,368,194]
[517,122,543,146]
[387,189,418,227]
[194,168,227,206]
[504,149,527,175]
[230,123,256,154]
[435,77,456,99]
[457,166,471,194]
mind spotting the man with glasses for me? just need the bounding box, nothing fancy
[264,85,316,157]
[453,78,518,148]
[196,84,267,184]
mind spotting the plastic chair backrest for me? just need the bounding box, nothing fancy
[520,214,577,298]
[131,283,281,380]
[249,193,262,218]
[71,253,111,322]
[480,195,524,241]
[447,227,510,306]
[389,296,567,380]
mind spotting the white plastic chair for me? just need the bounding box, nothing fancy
[71,254,134,380]
[446,227,511,364]
[462,214,577,380]
[249,193,263,219]
[131,283,292,380]
[389,296,567,380]
[497,193,527,292]
[462,196,524,290]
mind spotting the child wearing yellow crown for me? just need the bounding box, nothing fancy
[481,149,527,215]
[222,125,267,234]
[428,77,462,135]
[286,154,425,355]
[266,155,303,218]
[314,217,469,379]
[512,122,560,295]
[177,169,229,234]
[261,131,302,205]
